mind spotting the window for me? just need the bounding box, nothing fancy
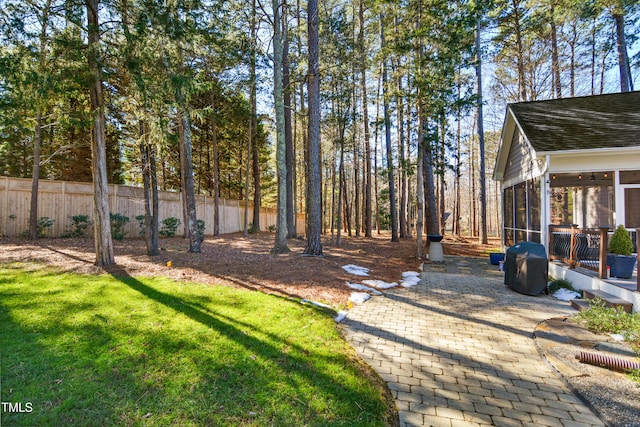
[502,178,542,245]
[624,188,640,228]
[515,183,527,231]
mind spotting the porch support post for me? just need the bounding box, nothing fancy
[569,224,578,269]
[613,171,621,226]
[542,156,551,252]
[598,226,609,279]
[636,228,639,292]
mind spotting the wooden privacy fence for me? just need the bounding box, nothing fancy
[0,177,305,238]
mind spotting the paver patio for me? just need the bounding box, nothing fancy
[342,257,605,427]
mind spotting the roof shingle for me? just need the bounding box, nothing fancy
[509,91,640,152]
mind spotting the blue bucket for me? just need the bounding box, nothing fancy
[489,252,505,265]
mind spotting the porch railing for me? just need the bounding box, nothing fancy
[548,225,640,291]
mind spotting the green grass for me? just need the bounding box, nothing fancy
[574,297,640,383]
[0,263,392,426]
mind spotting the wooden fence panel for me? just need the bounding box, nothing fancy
[0,177,305,238]
[2,178,31,236]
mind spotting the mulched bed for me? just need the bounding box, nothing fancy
[0,233,499,307]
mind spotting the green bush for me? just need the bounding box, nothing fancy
[609,225,634,256]
[62,215,92,238]
[109,213,130,241]
[160,217,181,237]
[548,278,576,294]
[197,219,205,240]
[136,215,146,237]
[36,217,55,238]
[576,297,640,355]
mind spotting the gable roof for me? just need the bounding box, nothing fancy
[494,91,640,181]
[509,91,640,153]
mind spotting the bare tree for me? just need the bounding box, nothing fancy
[476,15,488,245]
[380,13,399,242]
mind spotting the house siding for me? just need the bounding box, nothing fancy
[504,128,534,184]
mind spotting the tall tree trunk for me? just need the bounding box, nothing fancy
[476,15,488,244]
[303,0,322,256]
[29,113,42,240]
[380,14,398,242]
[511,0,527,101]
[550,4,562,98]
[352,53,360,238]
[416,115,425,258]
[439,118,446,234]
[283,0,296,239]
[336,142,344,246]
[243,112,252,237]
[422,130,439,236]
[86,0,115,267]
[359,0,371,238]
[251,118,261,233]
[140,121,159,256]
[245,0,257,237]
[613,12,632,92]
[471,129,477,236]
[342,163,352,236]
[374,70,381,234]
[272,0,290,253]
[211,94,221,236]
[454,73,462,236]
[330,154,336,239]
[570,21,577,97]
[29,0,51,241]
[177,96,201,253]
[150,143,160,253]
[396,67,407,238]
[590,17,598,95]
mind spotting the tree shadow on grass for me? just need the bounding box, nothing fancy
[110,271,397,426]
[0,290,138,425]
[1,267,395,426]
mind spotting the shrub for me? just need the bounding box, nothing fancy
[37,217,55,238]
[110,213,130,241]
[576,297,640,355]
[197,219,205,240]
[62,215,92,238]
[136,215,146,237]
[609,225,634,256]
[548,278,576,294]
[160,217,181,237]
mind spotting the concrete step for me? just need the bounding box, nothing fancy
[577,289,633,313]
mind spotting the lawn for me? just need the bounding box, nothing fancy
[0,263,393,426]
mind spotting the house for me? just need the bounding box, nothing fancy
[493,91,640,310]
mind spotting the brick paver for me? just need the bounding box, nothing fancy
[342,258,604,427]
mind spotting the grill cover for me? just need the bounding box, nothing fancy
[504,242,548,296]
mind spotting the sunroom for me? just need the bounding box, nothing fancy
[493,91,640,304]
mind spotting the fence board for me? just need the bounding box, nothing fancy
[0,177,305,238]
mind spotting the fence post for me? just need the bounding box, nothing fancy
[598,227,609,279]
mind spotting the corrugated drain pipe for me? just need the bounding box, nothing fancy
[575,351,640,372]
